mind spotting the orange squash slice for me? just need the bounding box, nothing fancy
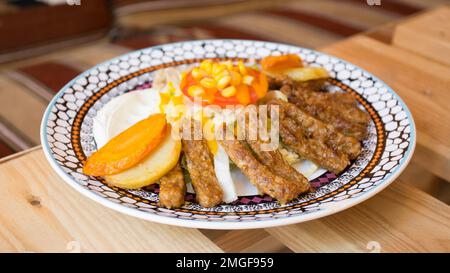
[83,113,167,176]
[260,54,303,71]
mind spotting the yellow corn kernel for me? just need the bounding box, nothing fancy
[242,75,254,85]
[200,60,213,73]
[191,68,206,79]
[214,70,229,81]
[171,95,184,105]
[212,63,225,75]
[167,81,177,95]
[217,75,231,89]
[200,77,216,89]
[238,61,247,75]
[188,85,205,97]
[221,86,237,98]
[222,60,233,70]
[230,70,242,86]
[249,64,259,71]
[159,93,170,113]
[211,63,218,74]
[207,139,218,155]
[220,63,228,71]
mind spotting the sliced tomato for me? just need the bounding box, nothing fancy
[180,67,267,108]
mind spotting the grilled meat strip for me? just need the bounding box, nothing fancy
[246,139,311,194]
[287,90,369,140]
[279,118,349,174]
[268,75,326,91]
[159,163,186,209]
[243,119,311,193]
[271,99,361,160]
[182,131,223,208]
[270,75,369,140]
[219,139,305,204]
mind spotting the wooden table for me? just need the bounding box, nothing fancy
[1,7,449,253]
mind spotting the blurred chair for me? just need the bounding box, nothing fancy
[0,0,112,63]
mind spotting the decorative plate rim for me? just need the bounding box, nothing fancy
[40,39,416,229]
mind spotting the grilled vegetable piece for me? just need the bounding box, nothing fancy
[261,54,303,71]
[219,139,305,204]
[159,163,186,209]
[265,67,329,82]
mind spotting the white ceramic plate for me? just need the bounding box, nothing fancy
[41,39,415,229]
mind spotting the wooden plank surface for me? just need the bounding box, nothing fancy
[266,180,450,252]
[393,6,450,66]
[0,149,222,253]
[321,35,450,181]
[201,229,291,253]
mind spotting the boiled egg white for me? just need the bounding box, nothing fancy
[93,89,161,148]
[292,160,319,179]
[213,143,238,203]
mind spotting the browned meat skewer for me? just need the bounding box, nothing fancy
[270,75,370,140]
[288,91,368,140]
[279,119,349,174]
[268,75,326,91]
[246,139,311,194]
[219,139,305,204]
[242,117,311,193]
[182,121,223,208]
[289,92,369,138]
[159,163,186,209]
[271,99,361,160]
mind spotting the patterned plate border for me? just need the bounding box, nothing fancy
[40,39,416,229]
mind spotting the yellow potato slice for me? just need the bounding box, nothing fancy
[104,129,181,189]
[266,67,329,82]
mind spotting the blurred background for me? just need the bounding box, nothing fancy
[0,0,449,204]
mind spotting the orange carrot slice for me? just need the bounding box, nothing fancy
[83,113,167,176]
[252,72,268,99]
[258,72,268,98]
[260,54,303,71]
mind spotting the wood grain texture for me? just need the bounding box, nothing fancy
[393,6,450,66]
[287,0,398,29]
[0,149,222,253]
[202,229,291,253]
[321,35,450,181]
[218,13,341,48]
[398,160,448,203]
[0,75,48,145]
[0,146,41,164]
[266,180,450,252]
[117,0,286,28]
